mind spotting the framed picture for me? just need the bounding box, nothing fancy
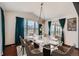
[67,18,77,31]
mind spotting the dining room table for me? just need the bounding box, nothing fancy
[24,35,62,55]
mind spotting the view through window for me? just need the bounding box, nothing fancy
[24,19,38,37]
[51,21,62,37]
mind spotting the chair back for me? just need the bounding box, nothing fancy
[65,46,74,55]
[58,46,74,55]
[24,40,43,56]
[19,36,25,47]
[23,40,34,56]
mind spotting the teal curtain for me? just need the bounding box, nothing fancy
[48,21,51,35]
[38,24,42,35]
[59,18,66,45]
[15,17,24,45]
[1,7,5,52]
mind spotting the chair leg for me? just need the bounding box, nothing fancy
[22,47,24,55]
[21,46,23,52]
[21,46,24,55]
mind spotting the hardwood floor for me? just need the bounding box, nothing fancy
[3,44,17,56]
[3,44,79,56]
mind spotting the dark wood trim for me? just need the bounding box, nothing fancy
[5,44,16,47]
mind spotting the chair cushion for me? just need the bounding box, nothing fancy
[51,51,69,56]
[58,46,67,52]
[31,49,41,54]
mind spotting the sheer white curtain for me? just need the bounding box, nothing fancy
[0,8,2,56]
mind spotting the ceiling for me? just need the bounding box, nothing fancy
[0,2,77,20]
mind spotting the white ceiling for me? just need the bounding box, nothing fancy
[0,2,77,19]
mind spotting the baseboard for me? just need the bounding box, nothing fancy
[5,44,15,47]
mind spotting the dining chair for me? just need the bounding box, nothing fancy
[19,36,25,55]
[24,40,43,56]
[52,46,74,56]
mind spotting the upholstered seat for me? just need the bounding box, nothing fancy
[24,40,43,56]
[19,36,25,55]
[51,46,74,56]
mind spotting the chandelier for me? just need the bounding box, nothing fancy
[39,3,44,21]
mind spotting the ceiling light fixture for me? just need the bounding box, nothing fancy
[39,3,44,20]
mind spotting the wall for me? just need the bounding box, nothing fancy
[73,2,79,48]
[64,3,78,48]
[5,11,43,45]
[64,16,78,48]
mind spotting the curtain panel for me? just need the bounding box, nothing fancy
[48,21,51,36]
[59,18,66,44]
[1,7,5,53]
[15,17,24,45]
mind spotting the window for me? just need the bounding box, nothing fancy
[35,22,38,35]
[24,19,38,37]
[51,21,62,37]
[28,20,34,35]
[24,20,28,37]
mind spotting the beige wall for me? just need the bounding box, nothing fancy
[64,16,78,48]
[5,11,43,45]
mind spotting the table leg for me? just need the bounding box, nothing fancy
[43,48,50,56]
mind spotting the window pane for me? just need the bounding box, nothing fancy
[28,20,34,35]
[35,22,38,35]
[24,20,28,37]
[24,19,38,36]
[51,22,62,37]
